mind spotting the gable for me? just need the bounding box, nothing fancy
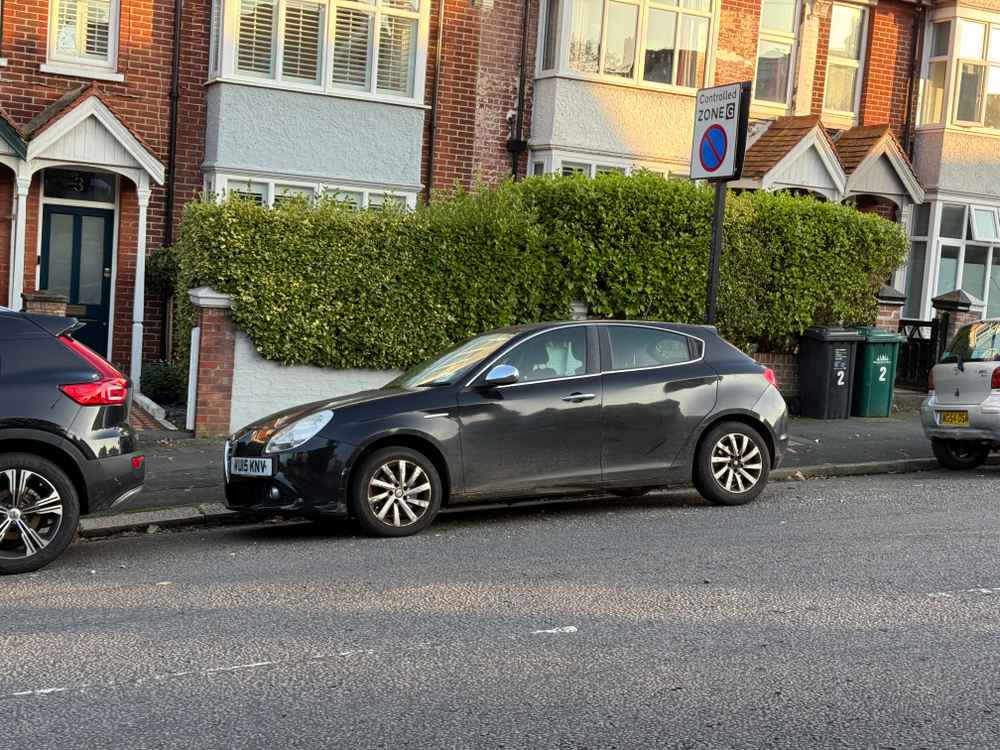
[32,113,143,171]
[847,153,908,198]
[769,144,839,193]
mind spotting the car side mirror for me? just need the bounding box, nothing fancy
[483,364,519,387]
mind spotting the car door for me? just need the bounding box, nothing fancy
[457,325,603,500]
[599,325,719,487]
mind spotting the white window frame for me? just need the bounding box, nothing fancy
[211,172,417,209]
[918,18,953,127]
[44,0,123,81]
[751,0,802,110]
[214,0,430,107]
[536,0,717,96]
[822,2,869,121]
[951,17,1000,130]
[530,149,676,177]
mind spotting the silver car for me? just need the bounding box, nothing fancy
[922,319,1000,469]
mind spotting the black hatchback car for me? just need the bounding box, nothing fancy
[0,308,145,574]
[225,321,788,536]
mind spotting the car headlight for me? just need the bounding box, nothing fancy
[264,410,334,454]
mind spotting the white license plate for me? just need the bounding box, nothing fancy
[229,456,273,477]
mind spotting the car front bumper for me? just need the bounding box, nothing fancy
[920,394,1000,443]
[223,437,357,517]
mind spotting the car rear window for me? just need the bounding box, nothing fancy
[942,321,1000,363]
[607,326,699,370]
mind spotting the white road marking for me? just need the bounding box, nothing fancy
[928,586,1000,598]
[532,626,578,634]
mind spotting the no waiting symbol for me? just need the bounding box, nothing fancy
[699,124,728,173]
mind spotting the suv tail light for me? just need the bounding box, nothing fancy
[992,368,1000,391]
[763,368,778,388]
[58,336,129,406]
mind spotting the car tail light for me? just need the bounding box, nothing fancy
[58,335,130,406]
[131,455,145,470]
[992,368,1000,391]
[763,368,778,388]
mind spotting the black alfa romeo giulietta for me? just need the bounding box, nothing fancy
[224,321,788,536]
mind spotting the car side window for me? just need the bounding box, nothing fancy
[493,328,588,383]
[607,326,696,371]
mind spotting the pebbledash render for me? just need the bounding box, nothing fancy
[1,0,999,398]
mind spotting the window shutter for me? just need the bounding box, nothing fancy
[283,0,323,82]
[84,0,112,59]
[238,0,277,76]
[332,8,372,88]
[376,15,416,96]
[209,0,224,75]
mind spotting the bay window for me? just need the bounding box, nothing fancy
[542,0,713,90]
[218,174,415,209]
[216,0,427,101]
[953,18,1000,128]
[921,21,950,125]
[47,0,119,72]
[823,3,868,116]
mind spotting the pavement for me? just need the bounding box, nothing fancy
[7,470,1000,749]
[88,406,938,537]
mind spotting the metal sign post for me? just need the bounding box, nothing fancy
[690,81,751,325]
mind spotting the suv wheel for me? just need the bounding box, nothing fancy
[350,447,442,537]
[0,454,80,575]
[931,438,989,470]
[694,422,771,506]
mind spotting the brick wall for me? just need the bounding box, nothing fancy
[716,0,761,85]
[811,1,833,115]
[424,0,538,194]
[875,300,904,334]
[22,175,40,298]
[754,352,799,398]
[193,305,236,438]
[858,0,918,139]
[113,183,139,373]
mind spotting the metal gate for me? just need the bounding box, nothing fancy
[896,317,945,389]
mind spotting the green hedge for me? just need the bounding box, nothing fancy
[172,174,907,368]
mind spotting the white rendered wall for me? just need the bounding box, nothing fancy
[229,331,400,433]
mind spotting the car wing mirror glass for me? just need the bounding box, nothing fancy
[483,364,519,387]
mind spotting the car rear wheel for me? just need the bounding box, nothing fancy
[693,422,771,506]
[0,454,80,575]
[931,438,989,470]
[350,447,442,537]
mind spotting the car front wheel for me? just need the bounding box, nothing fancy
[0,454,80,575]
[693,422,771,506]
[931,438,989,470]
[350,447,443,537]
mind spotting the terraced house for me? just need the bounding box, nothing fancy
[2,0,1000,388]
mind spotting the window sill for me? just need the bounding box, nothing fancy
[750,100,791,120]
[205,75,429,110]
[40,63,124,82]
[534,70,699,98]
[821,110,858,131]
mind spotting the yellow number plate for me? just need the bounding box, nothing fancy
[940,410,970,426]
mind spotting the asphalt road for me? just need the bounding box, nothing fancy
[4,469,1000,749]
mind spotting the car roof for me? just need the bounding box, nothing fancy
[491,320,717,338]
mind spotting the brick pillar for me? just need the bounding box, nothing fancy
[188,287,236,438]
[875,284,906,333]
[932,289,985,348]
[21,291,68,316]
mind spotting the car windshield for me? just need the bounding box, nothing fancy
[389,332,517,388]
[941,320,1000,363]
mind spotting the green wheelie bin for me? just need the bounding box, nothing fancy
[850,326,905,417]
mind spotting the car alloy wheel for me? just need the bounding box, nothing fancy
[367,459,433,528]
[0,468,64,560]
[710,433,764,493]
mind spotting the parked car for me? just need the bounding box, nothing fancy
[0,308,145,574]
[225,321,788,536]
[922,319,1000,469]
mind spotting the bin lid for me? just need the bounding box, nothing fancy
[802,326,865,342]
[851,325,906,343]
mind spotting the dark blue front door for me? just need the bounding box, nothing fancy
[40,205,115,356]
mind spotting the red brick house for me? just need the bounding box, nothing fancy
[0,0,208,384]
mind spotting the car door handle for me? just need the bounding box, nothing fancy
[562,392,596,403]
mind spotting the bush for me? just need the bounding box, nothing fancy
[171,175,907,368]
[141,360,188,405]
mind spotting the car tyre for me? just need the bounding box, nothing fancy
[693,422,771,506]
[931,438,989,470]
[350,447,442,537]
[0,453,81,575]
